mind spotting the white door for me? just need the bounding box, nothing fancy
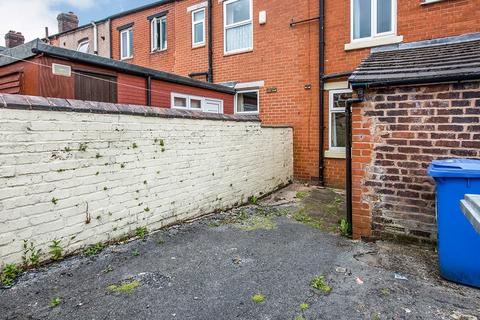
[203,98,223,114]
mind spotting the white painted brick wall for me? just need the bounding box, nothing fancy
[0,109,292,266]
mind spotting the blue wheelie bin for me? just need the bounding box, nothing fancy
[428,159,480,288]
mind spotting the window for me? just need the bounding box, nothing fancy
[77,40,89,53]
[352,0,395,41]
[192,8,205,47]
[120,28,133,60]
[151,16,167,51]
[171,93,223,113]
[329,89,352,151]
[224,0,253,54]
[235,90,259,114]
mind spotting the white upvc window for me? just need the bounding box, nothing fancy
[77,40,89,53]
[171,93,224,114]
[328,89,352,152]
[351,0,396,41]
[151,16,167,52]
[120,28,133,60]
[235,90,259,114]
[192,8,206,47]
[224,0,253,54]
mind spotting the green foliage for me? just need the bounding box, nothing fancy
[95,153,102,159]
[107,280,140,293]
[251,293,265,303]
[300,303,309,311]
[51,197,58,205]
[135,227,149,240]
[310,276,332,294]
[64,147,71,152]
[56,169,66,173]
[84,242,105,256]
[49,240,63,261]
[0,264,20,287]
[293,211,326,231]
[131,249,140,257]
[22,240,42,269]
[339,219,350,237]
[294,316,306,320]
[144,207,150,212]
[132,143,138,149]
[249,196,259,205]
[78,143,87,152]
[120,163,125,168]
[50,297,61,308]
[295,191,309,200]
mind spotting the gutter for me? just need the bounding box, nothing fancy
[345,97,364,236]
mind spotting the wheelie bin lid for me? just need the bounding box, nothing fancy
[428,159,480,178]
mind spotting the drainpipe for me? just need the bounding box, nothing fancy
[318,0,325,186]
[91,21,98,55]
[146,76,152,106]
[207,0,214,83]
[108,19,113,59]
[345,97,364,235]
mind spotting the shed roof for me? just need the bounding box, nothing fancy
[349,36,480,88]
[0,40,235,94]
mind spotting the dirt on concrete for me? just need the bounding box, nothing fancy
[1,185,479,320]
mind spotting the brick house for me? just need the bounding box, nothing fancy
[8,0,480,240]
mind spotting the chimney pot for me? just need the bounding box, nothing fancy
[5,31,25,48]
[57,12,79,33]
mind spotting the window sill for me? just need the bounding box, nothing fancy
[324,150,346,159]
[120,57,133,61]
[344,35,404,51]
[224,48,253,57]
[192,44,206,49]
[421,0,446,5]
[151,49,167,55]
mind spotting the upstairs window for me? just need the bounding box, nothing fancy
[224,0,253,54]
[352,0,395,40]
[192,8,205,47]
[120,27,133,60]
[151,16,167,51]
[77,39,89,53]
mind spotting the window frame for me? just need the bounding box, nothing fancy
[192,8,206,47]
[328,89,352,152]
[235,89,260,115]
[223,0,254,55]
[120,27,133,60]
[77,39,89,53]
[350,0,397,42]
[171,92,210,112]
[151,15,168,52]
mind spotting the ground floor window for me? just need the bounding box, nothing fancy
[329,89,352,151]
[235,90,259,114]
[171,93,223,113]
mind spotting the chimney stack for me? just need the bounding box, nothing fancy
[5,31,25,48]
[57,12,79,33]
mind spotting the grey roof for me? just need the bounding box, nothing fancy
[0,46,5,52]
[0,40,235,94]
[349,38,480,88]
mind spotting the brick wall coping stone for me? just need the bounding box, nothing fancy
[0,93,261,123]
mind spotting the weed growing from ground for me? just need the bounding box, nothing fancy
[51,197,58,205]
[102,265,114,273]
[135,227,149,240]
[107,280,140,294]
[22,240,41,269]
[300,303,309,311]
[49,240,63,261]
[131,249,140,257]
[339,219,350,237]
[50,297,61,308]
[132,143,138,149]
[249,196,259,205]
[310,276,332,294]
[294,316,306,320]
[84,242,105,257]
[78,143,87,152]
[251,294,265,303]
[293,210,326,231]
[0,264,20,287]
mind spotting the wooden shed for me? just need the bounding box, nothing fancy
[0,40,235,114]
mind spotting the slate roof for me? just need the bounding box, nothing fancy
[349,37,480,88]
[0,40,235,94]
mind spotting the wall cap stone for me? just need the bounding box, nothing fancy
[0,93,261,123]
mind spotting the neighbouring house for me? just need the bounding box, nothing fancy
[347,34,480,242]
[0,40,234,112]
[4,31,25,49]
[47,12,111,58]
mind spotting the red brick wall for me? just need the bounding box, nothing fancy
[108,0,479,183]
[351,81,480,241]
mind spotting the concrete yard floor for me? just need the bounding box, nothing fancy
[1,185,479,320]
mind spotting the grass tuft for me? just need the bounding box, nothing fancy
[310,275,332,294]
[107,280,140,294]
[251,293,265,303]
